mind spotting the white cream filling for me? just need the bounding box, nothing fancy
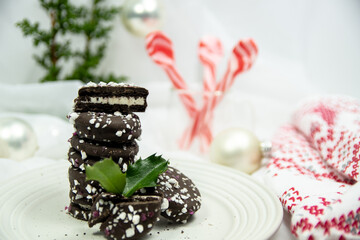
[87,96,145,106]
[84,81,134,87]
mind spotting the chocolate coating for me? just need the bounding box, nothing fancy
[74,84,149,113]
[67,202,91,221]
[72,111,142,143]
[155,166,202,223]
[70,135,139,159]
[68,148,134,173]
[74,103,147,114]
[89,193,162,240]
[68,166,104,206]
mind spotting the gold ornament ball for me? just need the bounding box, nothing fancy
[121,0,164,37]
[209,128,262,174]
[0,117,38,161]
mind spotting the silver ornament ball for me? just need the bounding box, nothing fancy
[121,0,164,37]
[0,117,38,161]
[210,128,262,174]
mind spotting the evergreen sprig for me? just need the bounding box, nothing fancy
[85,155,169,197]
[16,0,126,83]
[66,0,125,83]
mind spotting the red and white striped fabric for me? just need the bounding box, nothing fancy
[266,96,360,239]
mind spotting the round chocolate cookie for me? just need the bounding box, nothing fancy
[70,135,139,159]
[74,82,149,113]
[69,111,142,143]
[69,187,94,206]
[67,202,91,221]
[155,166,202,223]
[89,193,162,240]
[68,166,104,206]
[68,148,134,172]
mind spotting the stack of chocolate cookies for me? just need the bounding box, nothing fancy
[66,82,149,221]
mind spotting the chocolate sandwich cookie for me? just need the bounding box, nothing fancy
[70,135,139,159]
[74,82,149,113]
[68,148,134,172]
[69,188,93,206]
[69,111,141,143]
[155,166,202,223]
[67,202,91,221]
[68,167,104,206]
[89,193,163,240]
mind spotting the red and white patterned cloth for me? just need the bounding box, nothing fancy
[266,96,360,239]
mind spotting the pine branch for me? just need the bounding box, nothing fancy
[17,0,126,83]
[98,74,127,83]
[66,0,125,83]
[16,0,77,81]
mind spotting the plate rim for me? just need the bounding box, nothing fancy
[0,158,283,240]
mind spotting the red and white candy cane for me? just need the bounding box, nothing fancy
[184,39,258,148]
[207,38,258,121]
[197,36,224,149]
[217,38,258,92]
[146,31,197,117]
[179,36,224,150]
[198,36,223,97]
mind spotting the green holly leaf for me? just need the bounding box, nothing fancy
[85,158,126,195]
[123,154,169,197]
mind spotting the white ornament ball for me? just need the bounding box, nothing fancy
[210,128,262,174]
[121,0,164,37]
[0,117,38,161]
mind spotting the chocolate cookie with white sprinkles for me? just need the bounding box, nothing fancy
[68,166,104,207]
[83,155,170,240]
[89,193,163,240]
[73,82,149,113]
[69,135,139,160]
[68,148,134,173]
[68,111,142,143]
[154,166,202,223]
[67,202,91,221]
[69,187,94,207]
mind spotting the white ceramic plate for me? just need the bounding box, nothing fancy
[0,159,282,240]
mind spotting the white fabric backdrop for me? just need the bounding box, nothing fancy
[0,0,359,97]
